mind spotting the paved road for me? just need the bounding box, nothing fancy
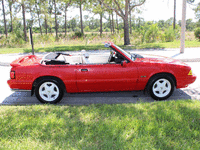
[0,62,199,105]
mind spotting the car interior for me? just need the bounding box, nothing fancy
[41,51,126,65]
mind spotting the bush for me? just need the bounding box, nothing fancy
[84,26,90,32]
[194,27,200,41]
[0,30,26,48]
[74,31,84,38]
[164,27,175,42]
[164,25,180,42]
[145,24,159,43]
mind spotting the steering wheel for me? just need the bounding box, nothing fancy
[108,51,115,63]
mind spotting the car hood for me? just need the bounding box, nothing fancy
[135,57,187,66]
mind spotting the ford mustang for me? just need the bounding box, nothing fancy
[7,42,196,104]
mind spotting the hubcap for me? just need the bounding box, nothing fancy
[152,78,171,98]
[39,82,59,101]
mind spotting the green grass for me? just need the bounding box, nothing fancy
[0,40,199,54]
[0,100,200,149]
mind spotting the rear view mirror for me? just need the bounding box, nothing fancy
[121,60,127,67]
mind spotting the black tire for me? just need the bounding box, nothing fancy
[35,79,64,104]
[146,74,175,100]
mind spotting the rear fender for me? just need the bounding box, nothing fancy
[31,76,66,96]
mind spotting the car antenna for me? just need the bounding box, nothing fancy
[29,27,35,55]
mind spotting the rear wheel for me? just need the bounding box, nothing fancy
[147,75,175,100]
[35,79,63,104]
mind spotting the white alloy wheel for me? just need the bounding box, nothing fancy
[152,78,171,98]
[39,82,60,102]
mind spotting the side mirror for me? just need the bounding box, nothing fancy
[121,60,127,67]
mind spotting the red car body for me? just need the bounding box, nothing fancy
[7,42,196,103]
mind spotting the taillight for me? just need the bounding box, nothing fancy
[10,71,15,79]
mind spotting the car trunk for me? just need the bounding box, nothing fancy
[10,55,42,67]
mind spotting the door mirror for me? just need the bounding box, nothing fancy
[121,60,127,67]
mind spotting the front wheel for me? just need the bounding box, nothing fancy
[35,80,63,104]
[147,75,175,100]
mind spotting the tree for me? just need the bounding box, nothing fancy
[69,16,78,31]
[48,0,54,34]
[101,0,146,45]
[21,0,27,41]
[53,0,61,39]
[73,0,87,34]
[8,0,17,32]
[61,0,72,36]
[194,2,200,21]
[35,0,43,35]
[157,20,165,30]
[1,0,7,38]
[39,0,49,34]
[89,0,104,36]
[173,0,176,30]
[186,19,195,31]
[165,17,173,28]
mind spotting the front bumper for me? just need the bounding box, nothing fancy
[176,75,197,88]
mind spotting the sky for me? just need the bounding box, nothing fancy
[139,0,200,21]
[0,0,200,22]
[66,0,200,22]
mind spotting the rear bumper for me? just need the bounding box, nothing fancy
[7,79,32,90]
[176,75,197,88]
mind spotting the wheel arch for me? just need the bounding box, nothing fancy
[31,76,66,96]
[146,72,177,89]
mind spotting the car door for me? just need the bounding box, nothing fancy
[76,62,138,92]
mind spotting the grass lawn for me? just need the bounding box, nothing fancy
[0,40,199,54]
[0,100,200,149]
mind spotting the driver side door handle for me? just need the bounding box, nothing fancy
[81,69,88,72]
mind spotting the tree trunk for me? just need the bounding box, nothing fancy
[65,6,67,36]
[2,0,7,38]
[173,0,176,29]
[37,6,42,35]
[124,0,130,45]
[129,0,132,34]
[54,0,58,39]
[129,14,132,34]
[45,15,47,34]
[39,15,42,35]
[9,2,13,32]
[109,12,112,33]
[100,13,103,37]
[80,2,84,34]
[129,8,132,34]
[116,13,119,33]
[112,10,115,33]
[22,2,27,42]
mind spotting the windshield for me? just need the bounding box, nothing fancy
[114,45,135,61]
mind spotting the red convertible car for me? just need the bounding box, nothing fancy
[7,42,196,104]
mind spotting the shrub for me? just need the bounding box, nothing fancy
[194,27,200,41]
[164,27,175,42]
[164,25,180,42]
[145,24,159,43]
[84,26,90,32]
[0,30,26,48]
[74,31,84,38]
[104,27,110,32]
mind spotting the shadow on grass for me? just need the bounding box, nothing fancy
[23,44,166,53]
[23,45,109,53]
